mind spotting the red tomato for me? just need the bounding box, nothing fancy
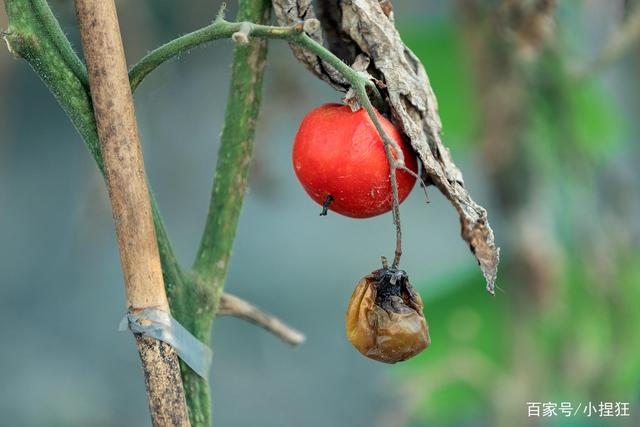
[292,103,417,218]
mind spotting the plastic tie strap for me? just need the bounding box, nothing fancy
[119,308,212,379]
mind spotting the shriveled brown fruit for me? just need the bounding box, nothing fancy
[346,267,430,363]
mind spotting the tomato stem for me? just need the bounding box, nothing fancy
[381,256,389,269]
[126,16,383,104]
[319,195,334,216]
[353,84,404,268]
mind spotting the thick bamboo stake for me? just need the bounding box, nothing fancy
[73,0,189,425]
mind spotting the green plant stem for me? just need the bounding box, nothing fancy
[30,0,89,88]
[3,0,184,305]
[3,1,89,88]
[183,1,271,425]
[128,17,382,104]
[5,1,97,160]
[192,20,270,279]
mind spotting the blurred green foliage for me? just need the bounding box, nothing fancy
[390,254,640,426]
[395,6,639,427]
[401,22,623,158]
[401,23,479,150]
[529,53,623,162]
[398,269,508,424]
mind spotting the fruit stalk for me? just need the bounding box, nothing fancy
[355,84,406,268]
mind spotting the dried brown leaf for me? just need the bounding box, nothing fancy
[273,0,500,293]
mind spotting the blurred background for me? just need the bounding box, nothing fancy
[1,0,639,426]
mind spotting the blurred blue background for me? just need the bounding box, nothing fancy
[1,1,639,426]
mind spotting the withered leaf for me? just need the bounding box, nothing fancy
[273,0,500,293]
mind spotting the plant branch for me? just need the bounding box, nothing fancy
[4,0,98,162]
[30,0,89,88]
[355,83,404,268]
[128,17,382,106]
[218,293,305,346]
[183,1,272,425]
[2,1,89,88]
[3,0,185,306]
[192,10,272,282]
